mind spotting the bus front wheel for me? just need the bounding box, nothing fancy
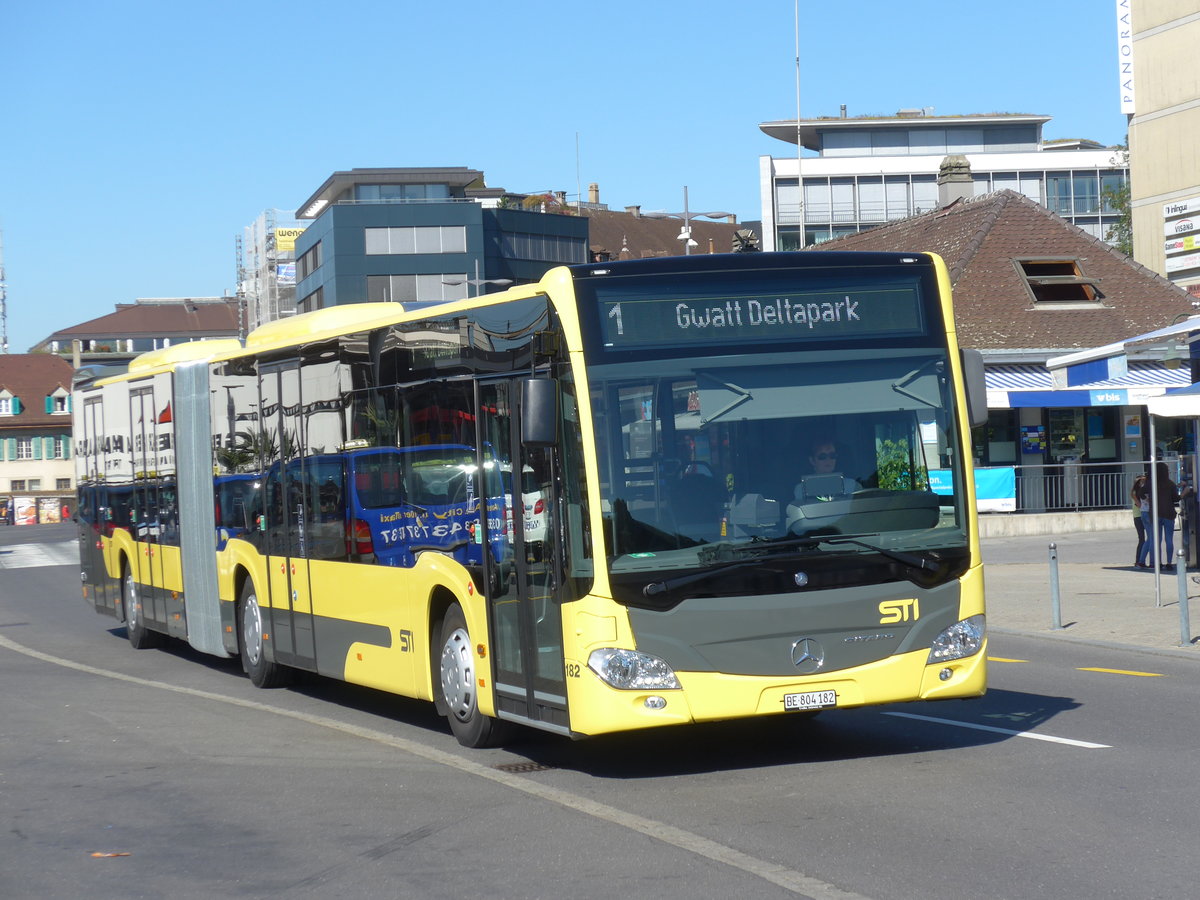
[438,603,506,748]
[238,581,289,689]
[124,567,162,650]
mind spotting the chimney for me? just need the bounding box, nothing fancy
[588,183,599,204]
[937,155,973,209]
[840,104,847,119]
[625,205,641,217]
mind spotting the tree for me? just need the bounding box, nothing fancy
[1103,139,1132,257]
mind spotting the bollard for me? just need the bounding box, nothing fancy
[1179,548,1193,647]
[1049,542,1062,630]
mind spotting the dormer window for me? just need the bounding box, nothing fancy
[1017,258,1102,306]
[47,388,70,415]
[0,390,17,416]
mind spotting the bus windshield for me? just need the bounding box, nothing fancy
[589,347,968,576]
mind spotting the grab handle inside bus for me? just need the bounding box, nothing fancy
[521,378,558,447]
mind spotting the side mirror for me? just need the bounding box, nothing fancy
[960,349,988,428]
[521,378,558,448]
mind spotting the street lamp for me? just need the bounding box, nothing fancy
[643,186,733,255]
[442,260,513,298]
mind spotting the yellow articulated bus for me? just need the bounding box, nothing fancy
[74,251,989,747]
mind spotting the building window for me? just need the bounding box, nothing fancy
[0,398,10,416]
[53,436,67,459]
[1017,259,1101,305]
[364,226,468,256]
[56,478,71,490]
[27,479,40,491]
[367,274,468,304]
[10,480,24,491]
[16,438,33,460]
[353,183,451,202]
[496,232,587,264]
[298,241,323,281]
[1072,173,1100,215]
[298,286,324,314]
[1046,173,1072,216]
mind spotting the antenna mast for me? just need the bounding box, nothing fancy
[0,228,8,353]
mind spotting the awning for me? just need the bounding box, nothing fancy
[986,361,1190,409]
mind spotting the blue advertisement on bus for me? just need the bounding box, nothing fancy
[346,445,509,568]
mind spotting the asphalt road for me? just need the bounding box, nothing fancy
[2,524,1198,900]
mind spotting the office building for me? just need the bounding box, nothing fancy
[292,168,590,314]
[758,111,1128,251]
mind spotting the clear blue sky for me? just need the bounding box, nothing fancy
[1,0,1126,354]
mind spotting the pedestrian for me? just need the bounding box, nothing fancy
[1137,462,1181,569]
[1131,474,1148,567]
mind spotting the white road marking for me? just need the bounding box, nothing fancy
[0,541,80,569]
[0,633,870,900]
[884,711,1111,749]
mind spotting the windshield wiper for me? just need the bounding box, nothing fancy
[642,560,758,597]
[815,534,939,571]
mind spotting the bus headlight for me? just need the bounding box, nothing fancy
[928,615,985,664]
[588,648,681,690]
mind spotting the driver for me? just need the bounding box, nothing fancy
[803,439,861,498]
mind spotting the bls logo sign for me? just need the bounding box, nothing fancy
[879,598,920,624]
[399,629,414,652]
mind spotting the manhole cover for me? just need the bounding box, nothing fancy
[492,761,553,774]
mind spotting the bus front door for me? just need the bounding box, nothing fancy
[479,381,569,733]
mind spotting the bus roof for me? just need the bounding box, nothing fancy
[125,339,246,375]
[245,302,410,354]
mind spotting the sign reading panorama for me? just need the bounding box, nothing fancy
[598,286,926,350]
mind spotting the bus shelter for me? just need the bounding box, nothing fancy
[1145,384,1200,606]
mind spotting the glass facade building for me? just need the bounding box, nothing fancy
[758,114,1128,251]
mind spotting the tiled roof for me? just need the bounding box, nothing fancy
[0,354,75,429]
[819,190,1193,352]
[580,208,744,260]
[36,299,241,346]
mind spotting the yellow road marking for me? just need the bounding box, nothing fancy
[987,656,1027,663]
[1077,667,1164,678]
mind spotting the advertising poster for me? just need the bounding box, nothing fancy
[14,497,37,526]
[929,467,1017,513]
[38,499,62,524]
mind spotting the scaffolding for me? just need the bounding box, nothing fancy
[237,209,304,334]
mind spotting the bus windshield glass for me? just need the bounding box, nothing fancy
[576,259,969,585]
[589,350,966,574]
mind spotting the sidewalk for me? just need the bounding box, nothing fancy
[982,528,1200,658]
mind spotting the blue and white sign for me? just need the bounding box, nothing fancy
[1089,389,1128,406]
[929,467,1016,513]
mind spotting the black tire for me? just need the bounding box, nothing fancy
[238,580,290,688]
[438,603,506,748]
[124,566,163,649]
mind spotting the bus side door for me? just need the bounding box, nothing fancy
[479,379,568,732]
[258,362,318,671]
[129,387,168,631]
[79,397,120,615]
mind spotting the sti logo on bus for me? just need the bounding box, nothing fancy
[879,598,920,624]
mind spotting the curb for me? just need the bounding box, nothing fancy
[990,626,1200,662]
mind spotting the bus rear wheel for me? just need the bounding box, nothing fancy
[124,567,162,650]
[238,580,290,689]
[438,603,506,748]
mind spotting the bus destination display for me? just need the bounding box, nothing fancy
[599,286,925,350]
